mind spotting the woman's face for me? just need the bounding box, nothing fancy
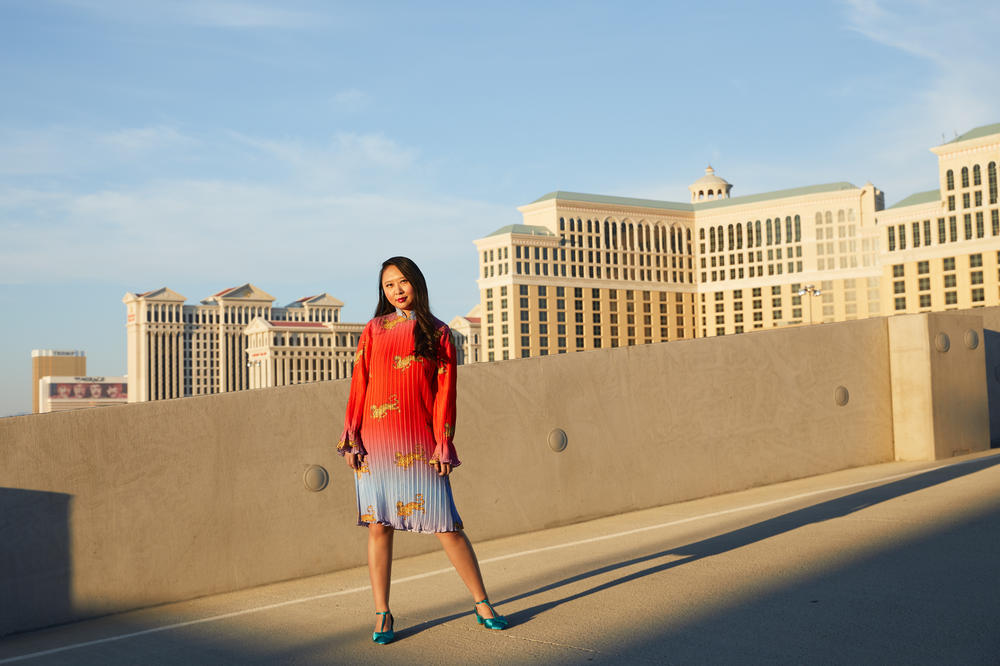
[381,264,415,312]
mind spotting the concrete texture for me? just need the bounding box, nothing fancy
[0,311,994,635]
[1,451,998,665]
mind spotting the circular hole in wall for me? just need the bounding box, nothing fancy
[835,385,850,406]
[303,465,330,492]
[548,428,568,453]
[965,329,980,350]
[934,332,951,353]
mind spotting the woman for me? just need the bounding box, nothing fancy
[338,256,507,645]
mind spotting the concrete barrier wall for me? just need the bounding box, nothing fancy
[0,311,990,635]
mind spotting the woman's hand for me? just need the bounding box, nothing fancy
[430,460,452,477]
[345,452,365,470]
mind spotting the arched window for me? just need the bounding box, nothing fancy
[961,167,969,188]
[946,169,955,190]
[727,224,734,250]
[710,227,716,252]
[755,220,762,246]
[736,223,743,249]
[645,225,651,251]
[717,226,723,251]
[838,210,845,223]
[611,221,618,249]
[686,228,691,253]
[989,162,997,204]
[604,220,611,248]
[785,216,792,242]
[628,223,635,251]
[825,211,833,224]
[636,223,644,251]
[671,227,678,253]
[774,216,782,244]
[559,217,565,231]
[766,219,773,245]
[794,215,801,242]
[973,165,982,186]
[654,225,660,252]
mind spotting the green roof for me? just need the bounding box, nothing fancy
[486,224,556,237]
[695,182,858,209]
[530,182,859,213]
[888,189,940,209]
[530,191,694,212]
[947,122,1000,144]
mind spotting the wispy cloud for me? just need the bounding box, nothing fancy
[331,89,371,113]
[0,125,198,176]
[55,0,328,29]
[0,124,510,308]
[841,0,1000,199]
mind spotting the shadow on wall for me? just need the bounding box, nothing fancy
[985,329,1000,447]
[0,488,73,637]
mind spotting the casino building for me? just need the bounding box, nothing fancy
[472,123,1000,361]
[123,285,363,402]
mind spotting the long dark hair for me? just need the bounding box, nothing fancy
[374,256,440,360]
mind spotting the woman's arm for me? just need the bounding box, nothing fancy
[337,322,372,458]
[429,325,461,470]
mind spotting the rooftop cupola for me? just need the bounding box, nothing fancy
[688,166,732,203]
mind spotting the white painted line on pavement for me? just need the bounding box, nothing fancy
[2,453,996,663]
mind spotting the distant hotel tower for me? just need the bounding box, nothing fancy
[123,285,363,402]
[31,349,86,413]
[472,123,1000,361]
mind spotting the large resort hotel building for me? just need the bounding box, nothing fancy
[472,123,1000,361]
[123,285,363,402]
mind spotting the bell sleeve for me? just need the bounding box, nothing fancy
[337,322,372,456]
[428,325,461,467]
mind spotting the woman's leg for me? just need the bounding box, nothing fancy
[369,523,394,631]
[435,530,497,619]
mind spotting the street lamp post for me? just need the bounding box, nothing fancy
[797,284,822,325]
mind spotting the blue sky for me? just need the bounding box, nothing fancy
[2,0,998,416]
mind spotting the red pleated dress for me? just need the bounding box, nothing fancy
[337,311,463,533]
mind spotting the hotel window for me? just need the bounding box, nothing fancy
[971,253,983,267]
[975,191,983,207]
[989,162,997,203]
[918,278,930,291]
[887,226,896,251]
[961,167,969,188]
[919,294,931,308]
[898,224,907,249]
[993,210,999,236]
[976,212,984,238]
[894,281,905,294]
[971,271,984,285]
[963,193,971,209]
[949,216,958,241]
[912,221,921,247]
[948,195,955,211]
[944,274,957,288]
[895,297,906,311]
[974,164,982,186]
[893,264,904,278]
[938,218,946,243]
[972,288,985,302]
[918,260,929,274]
[945,292,958,305]
[946,170,954,190]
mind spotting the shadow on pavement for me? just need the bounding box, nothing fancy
[493,454,1000,629]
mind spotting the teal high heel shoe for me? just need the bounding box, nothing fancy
[474,598,509,630]
[372,610,394,644]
